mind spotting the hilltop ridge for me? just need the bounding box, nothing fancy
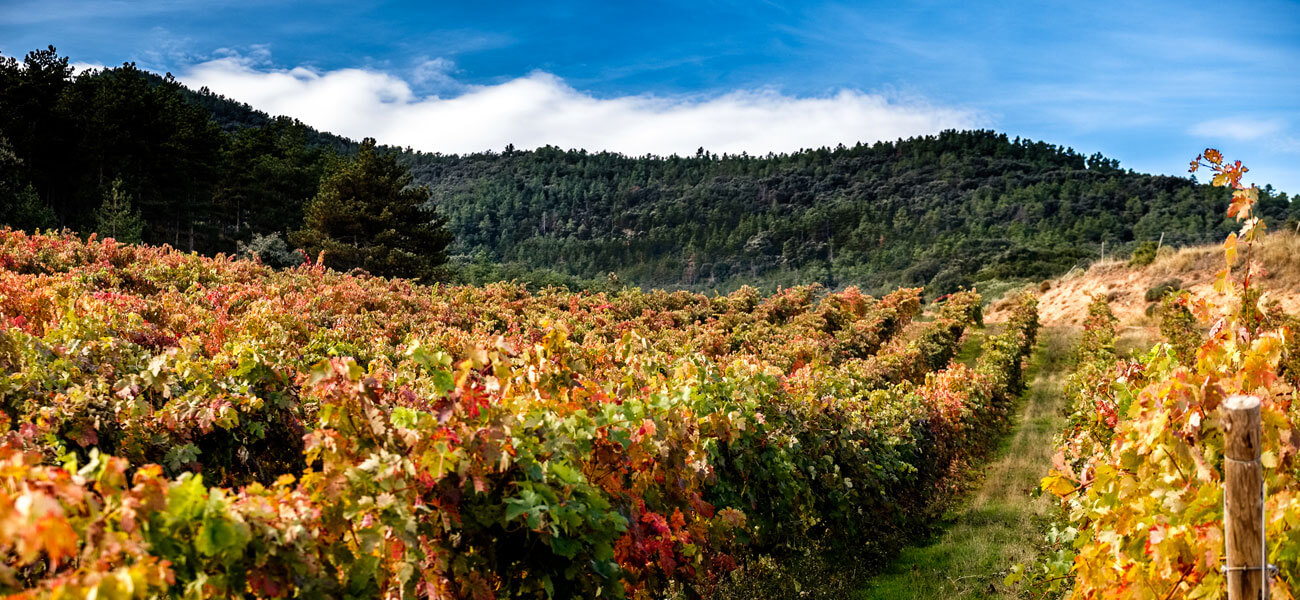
[1,47,1296,295]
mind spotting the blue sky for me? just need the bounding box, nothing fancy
[3,0,1298,192]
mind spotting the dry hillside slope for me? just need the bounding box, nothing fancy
[988,230,1300,328]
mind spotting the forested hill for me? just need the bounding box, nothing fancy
[402,135,1293,293]
[2,46,1296,294]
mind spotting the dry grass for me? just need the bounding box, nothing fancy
[1253,231,1300,290]
[1149,230,1300,290]
[989,231,1300,328]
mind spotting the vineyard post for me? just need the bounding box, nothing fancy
[1223,394,1266,599]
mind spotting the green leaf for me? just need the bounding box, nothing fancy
[164,443,202,472]
[166,474,208,521]
[550,536,581,559]
[1004,563,1024,587]
[505,490,537,521]
[195,514,250,558]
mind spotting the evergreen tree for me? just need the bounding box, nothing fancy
[2,185,57,231]
[0,46,73,223]
[216,116,328,249]
[0,135,56,230]
[93,179,145,243]
[292,138,452,281]
[2,45,1294,293]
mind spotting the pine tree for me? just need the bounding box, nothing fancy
[4,185,56,230]
[93,179,144,243]
[0,135,56,230]
[291,138,452,281]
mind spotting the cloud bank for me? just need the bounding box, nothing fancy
[180,55,981,156]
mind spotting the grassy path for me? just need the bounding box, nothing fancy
[855,327,1074,599]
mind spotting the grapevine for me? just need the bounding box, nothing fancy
[0,230,1038,598]
[1036,150,1300,599]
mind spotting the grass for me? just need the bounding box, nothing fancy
[1146,230,1300,291]
[855,327,1076,600]
[954,326,991,368]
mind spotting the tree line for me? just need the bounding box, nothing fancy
[2,46,1295,293]
[403,132,1295,294]
[0,47,449,281]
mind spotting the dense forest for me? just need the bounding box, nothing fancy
[407,139,1294,294]
[1,46,1296,294]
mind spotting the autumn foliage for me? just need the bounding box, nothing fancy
[0,230,1037,598]
[1035,150,1300,598]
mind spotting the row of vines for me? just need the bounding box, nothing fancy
[0,228,1038,599]
[1029,151,1300,598]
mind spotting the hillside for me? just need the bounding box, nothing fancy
[990,230,1300,327]
[2,46,1297,295]
[405,134,1286,295]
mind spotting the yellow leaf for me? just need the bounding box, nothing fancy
[1213,269,1230,293]
[1042,471,1077,497]
[1223,233,1238,266]
[1262,451,1278,469]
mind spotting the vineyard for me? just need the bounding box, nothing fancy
[0,229,1039,598]
[0,7,1293,596]
[1016,151,1300,598]
[11,147,1293,600]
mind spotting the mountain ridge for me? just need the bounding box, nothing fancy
[1,48,1295,295]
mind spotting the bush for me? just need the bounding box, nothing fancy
[1034,149,1300,599]
[1128,240,1158,267]
[236,232,307,269]
[1143,278,1182,302]
[1157,293,1198,363]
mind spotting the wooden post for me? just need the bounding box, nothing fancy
[1224,394,1265,600]
[1156,232,1165,252]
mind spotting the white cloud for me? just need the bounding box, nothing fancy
[411,57,460,93]
[179,55,982,155]
[1190,117,1286,141]
[69,62,106,75]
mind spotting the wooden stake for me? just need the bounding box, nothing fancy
[1223,394,1265,600]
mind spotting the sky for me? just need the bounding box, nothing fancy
[3,0,1298,192]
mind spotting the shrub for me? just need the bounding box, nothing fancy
[236,232,307,269]
[1143,278,1183,302]
[1032,149,1300,599]
[1157,292,1198,364]
[1127,240,1158,267]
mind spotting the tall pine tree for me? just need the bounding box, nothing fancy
[0,135,56,230]
[292,138,452,281]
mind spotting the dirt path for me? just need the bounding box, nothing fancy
[855,327,1074,599]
